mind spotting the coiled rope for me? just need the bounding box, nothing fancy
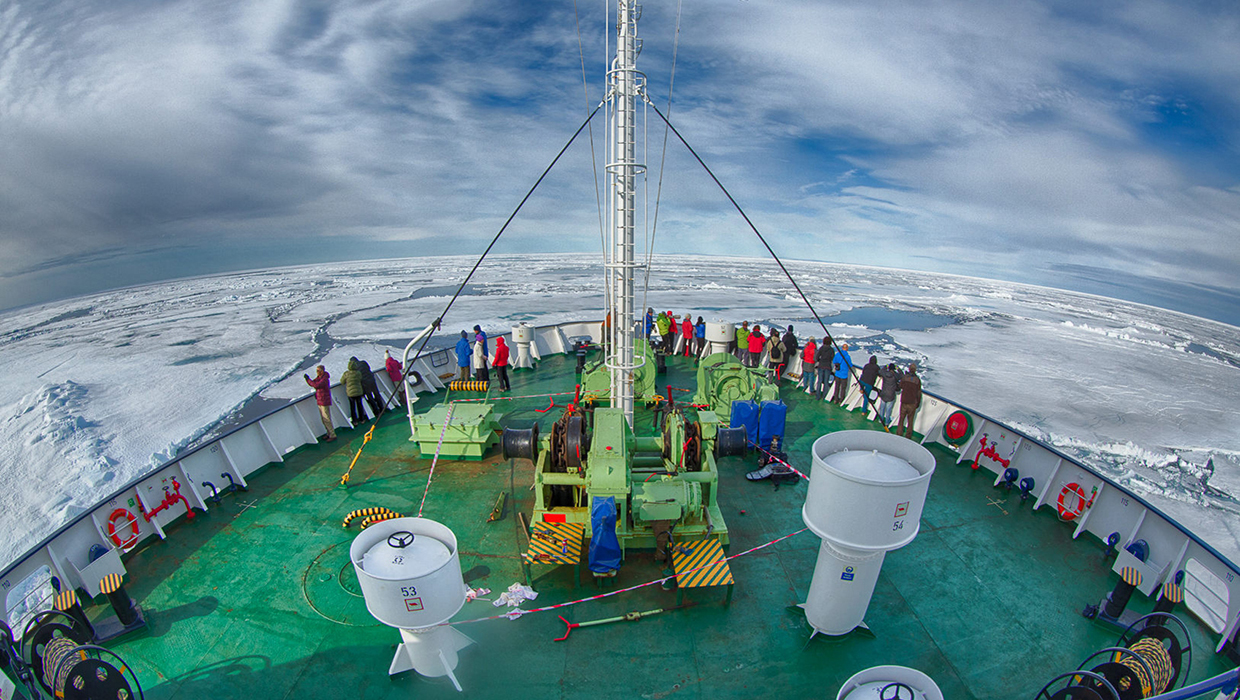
[1116,637,1174,697]
[42,636,81,695]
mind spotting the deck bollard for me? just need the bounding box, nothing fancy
[100,573,138,627]
[54,589,95,639]
[1154,582,1183,614]
[1102,566,1142,619]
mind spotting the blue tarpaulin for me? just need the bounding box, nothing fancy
[758,400,787,450]
[730,400,759,447]
[589,496,621,574]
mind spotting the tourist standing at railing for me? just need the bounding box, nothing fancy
[645,308,654,339]
[681,313,694,357]
[816,338,835,400]
[473,325,490,370]
[876,363,901,426]
[766,328,786,381]
[472,339,490,384]
[656,311,671,351]
[800,337,817,393]
[831,343,853,404]
[782,325,798,361]
[384,350,405,406]
[897,363,922,438]
[473,325,489,354]
[343,358,369,425]
[695,316,706,356]
[304,365,336,442]
[747,324,764,368]
[455,331,471,381]
[493,336,511,391]
[858,355,880,414]
[356,357,384,418]
[735,321,749,360]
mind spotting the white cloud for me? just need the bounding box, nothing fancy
[0,0,1238,320]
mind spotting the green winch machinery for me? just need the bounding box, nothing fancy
[519,403,731,552]
[691,351,779,422]
[579,338,659,404]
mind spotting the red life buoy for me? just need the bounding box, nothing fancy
[943,410,973,446]
[1056,483,1087,521]
[107,508,140,549]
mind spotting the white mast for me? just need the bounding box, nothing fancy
[604,0,645,426]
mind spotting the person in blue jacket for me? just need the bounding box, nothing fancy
[694,316,706,356]
[831,342,853,404]
[455,331,471,381]
[644,308,654,338]
[473,325,489,355]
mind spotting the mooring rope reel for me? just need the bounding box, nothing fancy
[43,640,142,700]
[1035,612,1191,700]
[7,611,143,700]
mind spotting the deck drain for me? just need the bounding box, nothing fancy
[338,561,364,596]
[301,541,377,627]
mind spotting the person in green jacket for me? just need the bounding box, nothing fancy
[735,321,750,361]
[656,311,672,351]
[342,357,368,425]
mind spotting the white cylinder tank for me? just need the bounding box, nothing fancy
[801,431,935,636]
[704,321,735,355]
[836,666,943,700]
[351,518,473,686]
[351,517,467,628]
[511,323,538,369]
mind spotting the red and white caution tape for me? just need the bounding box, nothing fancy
[417,404,455,517]
[749,442,810,480]
[450,391,577,404]
[448,526,810,626]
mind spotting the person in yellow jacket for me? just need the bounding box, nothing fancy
[656,311,672,351]
[735,321,750,360]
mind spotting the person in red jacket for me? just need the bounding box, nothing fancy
[303,365,336,441]
[493,336,511,391]
[800,337,818,393]
[747,324,765,368]
[384,350,405,406]
[681,313,694,357]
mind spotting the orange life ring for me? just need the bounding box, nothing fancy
[1056,483,1086,521]
[107,508,140,549]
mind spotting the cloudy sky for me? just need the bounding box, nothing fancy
[2,0,1238,323]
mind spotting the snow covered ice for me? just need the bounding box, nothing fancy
[2,254,1239,572]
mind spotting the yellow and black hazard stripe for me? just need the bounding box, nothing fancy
[360,512,403,529]
[100,572,125,595]
[522,521,585,565]
[671,538,734,588]
[54,589,79,612]
[342,507,396,528]
[448,380,489,392]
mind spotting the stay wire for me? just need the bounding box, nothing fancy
[572,0,607,271]
[642,99,878,407]
[642,0,682,308]
[414,103,604,360]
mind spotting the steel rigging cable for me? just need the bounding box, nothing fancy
[642,99,882,418]
[411,103,603,361]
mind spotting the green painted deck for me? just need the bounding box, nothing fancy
[99,353,1231,699]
